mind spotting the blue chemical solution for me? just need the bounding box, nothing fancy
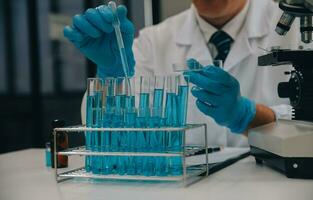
[134,116,146,175]
[124,104,136,175]
[113,94,126,174]
[170,85,189,175]
[164,92,182,175]
[86,92,102,174]
[85,96,93,172]
[164,92,178,149]
[178,85,189,126]
[119,95,136,175]
[153,89,164,109]
[137,92,151,175]
[152,88,167,176]
[152,89,164,151]
[101,106,114,175]
[86,95,100,172]
[121,95,135,151]
[45,147,51,167]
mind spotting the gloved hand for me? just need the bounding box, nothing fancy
[185,59,256,133]
[63,5,135,78]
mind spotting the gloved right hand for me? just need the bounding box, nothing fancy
[63,5,135,78]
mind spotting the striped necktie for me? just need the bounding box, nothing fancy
[209,31,234,63]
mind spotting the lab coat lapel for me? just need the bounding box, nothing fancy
[224,0,271,71]
[173,0,272,69]
[224,30,252,71]
[174,8,213,62]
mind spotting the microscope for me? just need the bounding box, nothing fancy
[248,0,313,179]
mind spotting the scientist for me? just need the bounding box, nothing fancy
[64,0,296,147]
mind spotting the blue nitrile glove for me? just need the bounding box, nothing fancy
[63,5,135,78]
[185,59,256,133]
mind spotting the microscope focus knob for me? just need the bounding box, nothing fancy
[278,71,302,107]
[278,82,291,98]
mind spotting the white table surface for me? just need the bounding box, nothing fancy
[1,149,313,200]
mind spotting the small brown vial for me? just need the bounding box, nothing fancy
[50,119,68,168]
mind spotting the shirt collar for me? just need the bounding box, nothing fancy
[192,0,250,42]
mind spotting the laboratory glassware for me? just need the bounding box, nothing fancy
[45,142,51,167]
[86,78,103,173]
[172,60,224,72]
[101,78,115,174]
[50,119,68,169]
[108,1,132,97]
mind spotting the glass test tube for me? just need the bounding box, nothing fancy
[151,77,167,176]
[111,78,126,175]
[45,142,51,167]
[173,60,224,72]
[164,75,184,176]
[135,76,152,175]
[124,78,137,175]
[137,76,151,149]
[148,76,165,152]
[86,78,103,173]
[101,78,115,174]
[177,75,189,127]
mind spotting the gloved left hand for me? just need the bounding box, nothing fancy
[185,59,256,133]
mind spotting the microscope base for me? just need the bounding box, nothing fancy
[250,146,313,179]
[248,119,313,179]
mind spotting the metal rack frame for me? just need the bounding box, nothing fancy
[53,124,208,186]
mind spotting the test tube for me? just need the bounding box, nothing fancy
[164,76,178,129]
[45,142,51,167]
[164,75,184,176]
[134,76,152,175]
[147,76,164,151]
[118,78,135,175]
[101,78,115,174]
[86,78,103,174]
[170,75,190,175]
[173,60,224,72]
[111,78,126,174]
[177,74,189,127]
[137,76,151,149]
[152,76,165,111]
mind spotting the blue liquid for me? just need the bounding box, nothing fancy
[164,92,182,175]
[164,93,178,128]
[45,148,51,167]
[152,89,167,176]
[164,93,178,151]
[86,92,102,174]
[114,94,129,175]
[178,86,189,126]
[101,106,114,175]
[137,93,150,175]
[152,89,164,150]
[121,96,135,151]
[125,108,136,175]
[153,89,164,108]
[171,86,189,175]
[111,95,125,153]
[120,95,136,175]
[86,93,102,173]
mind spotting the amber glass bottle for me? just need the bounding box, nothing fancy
[50,119,68,168]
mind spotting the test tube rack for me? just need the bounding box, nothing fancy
[53,124,208,186]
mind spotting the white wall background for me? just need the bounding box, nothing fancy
[160,0,192,20]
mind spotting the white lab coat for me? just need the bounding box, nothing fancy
[82,0,301,147]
